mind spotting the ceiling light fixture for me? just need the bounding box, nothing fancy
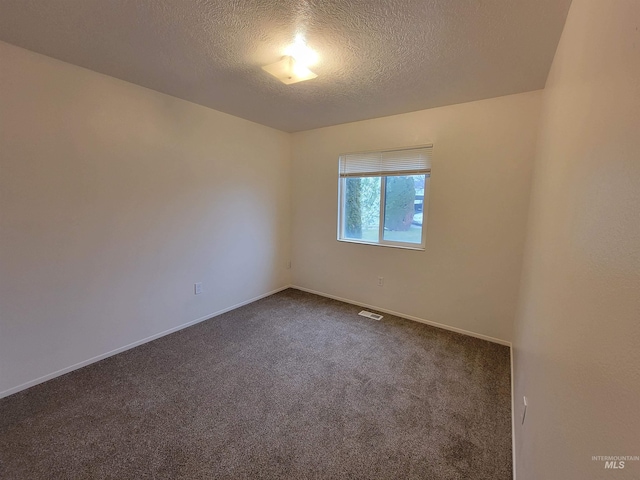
[262,34,318,85]
[262,55,317,85]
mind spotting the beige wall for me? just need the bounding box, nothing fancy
[0,42,292,396]
[513,1,640,478]
[0,40,542,396]
[291,91,542,343]
[4,5,638,475]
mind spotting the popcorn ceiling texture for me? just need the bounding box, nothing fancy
[0,0,570,132]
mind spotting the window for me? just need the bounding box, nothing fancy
[337,145,432,250]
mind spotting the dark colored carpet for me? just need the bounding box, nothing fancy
[0,289,512,479]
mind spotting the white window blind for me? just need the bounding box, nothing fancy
[339,145,432,178]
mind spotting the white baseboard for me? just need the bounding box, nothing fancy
[0,285,291,400]
[291,285,512,347]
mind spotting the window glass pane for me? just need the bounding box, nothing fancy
[383,175,426,244]
[343,177,381,242]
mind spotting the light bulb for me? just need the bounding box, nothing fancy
[284,34,318,67]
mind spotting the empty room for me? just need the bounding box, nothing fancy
[1,1,638,479]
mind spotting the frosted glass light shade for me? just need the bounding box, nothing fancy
[262,56,317,85]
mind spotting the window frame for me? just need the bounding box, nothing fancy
[336,145,432,251]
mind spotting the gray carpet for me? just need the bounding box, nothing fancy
[0,289,512,479]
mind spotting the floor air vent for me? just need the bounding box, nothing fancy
[358,310,383,321]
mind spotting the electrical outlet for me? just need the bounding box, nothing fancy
[194,282,203,295]
[522,396,528,425]
[377,276,384,287]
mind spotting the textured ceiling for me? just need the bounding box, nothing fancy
[0,0,571,132]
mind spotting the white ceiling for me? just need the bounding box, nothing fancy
[0,0,571,132]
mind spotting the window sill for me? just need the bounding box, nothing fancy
[337,238,425,251]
